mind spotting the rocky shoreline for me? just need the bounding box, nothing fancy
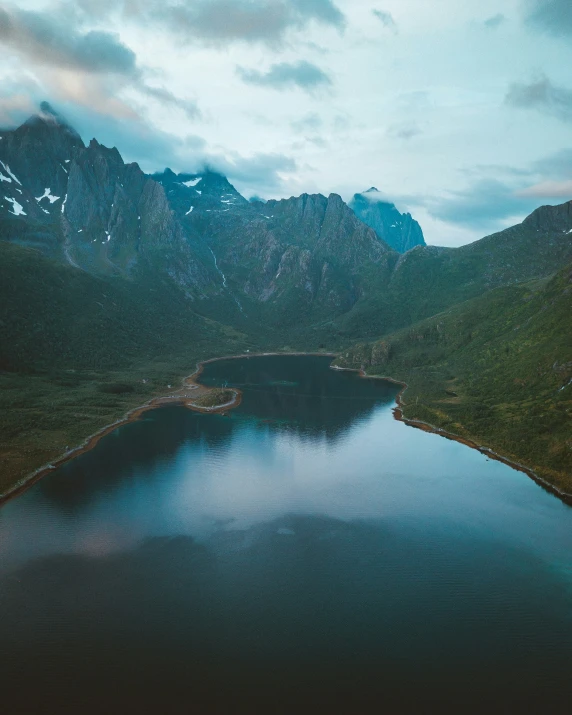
[336,365,572,506]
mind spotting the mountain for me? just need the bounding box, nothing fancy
[0,107,401,330]
[325,200,572,343]
[0,102,571,497]
[349,187,425,253]
[152,170,397,326]
[0,105,222,300]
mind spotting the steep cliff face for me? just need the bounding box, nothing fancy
[151,170,400,322]
[0,107,218,296]
[1,106,405,325]
[0,102,82,203]
[192,191,398,321]
[349,188,425,253]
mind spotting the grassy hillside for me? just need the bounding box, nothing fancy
[323,222,572,343]
[0,242,254,494]
[335,265,572,492]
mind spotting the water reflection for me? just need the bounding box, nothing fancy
[1,356,572,713]
[200,355,399,439]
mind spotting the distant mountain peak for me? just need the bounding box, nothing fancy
[349,188,425,253]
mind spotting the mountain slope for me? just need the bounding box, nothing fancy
[349,187,425,253]
[324,200,572,344]
[0,239,251,493]
[334,263,572,491]
[0,105,221,298]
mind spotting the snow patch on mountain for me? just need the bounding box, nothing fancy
[36,188,60,204]
[4,196,26,216]
[0,161,21,185]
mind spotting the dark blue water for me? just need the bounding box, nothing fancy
[1,356,571,713]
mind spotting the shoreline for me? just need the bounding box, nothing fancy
[336,365,572,506]
[0,358,241,506]
[3,351,569,508]
[0,351,335,506]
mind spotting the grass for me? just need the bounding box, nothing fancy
[334,265,572,493]
[191,388,236,408]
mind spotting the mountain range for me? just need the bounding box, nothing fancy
[0,103,571,496]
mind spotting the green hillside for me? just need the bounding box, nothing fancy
[0,242,252,494]
[323,219,572,343]
[334,265,572,492]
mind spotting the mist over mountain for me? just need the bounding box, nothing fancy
[349,187,425,253]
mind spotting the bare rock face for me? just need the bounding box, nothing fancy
[190,191,397,320]
[0,106,218,297]
[1,104,401,326]
[349,188,425,253]
[523,200,572,233]
[4,102,572,341]
[150,171,401,321]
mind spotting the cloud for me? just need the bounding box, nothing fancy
[237,61,332,93]
[59,99,296,191]
[484,13,506,28]
[0,6,137,75]
[290,112,323,133]
[387,121,422,140]
[531,148,572,179]
[139,0,345,47]
[204,150,297,192]
[425,179,544,231]
[0,5,203,123]
[372,9,397,32]
[505,75,572,123]
[138,84,201,120]
[0,74,43,126]
[0,93,36,126]
[525,0,572,36]
[7,92,294,194]
[516,180,572,198]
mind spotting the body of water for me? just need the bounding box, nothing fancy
[1,355,571,713]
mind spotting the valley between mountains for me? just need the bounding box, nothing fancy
[1,103,571,498]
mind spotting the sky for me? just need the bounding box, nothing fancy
[0,0,571,246]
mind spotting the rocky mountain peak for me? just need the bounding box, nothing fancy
[349,188,425,253]
[522,199,572,234]
[23,101,82,141]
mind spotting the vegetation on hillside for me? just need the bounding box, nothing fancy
[0,242,254,493]
[334,265,572,491]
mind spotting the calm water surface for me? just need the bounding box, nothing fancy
[1,355,571,713]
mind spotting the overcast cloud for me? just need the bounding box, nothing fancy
[0,0,570,245]
[505,75,572,123]
[237,61,332,93]
[525,0,572,36]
